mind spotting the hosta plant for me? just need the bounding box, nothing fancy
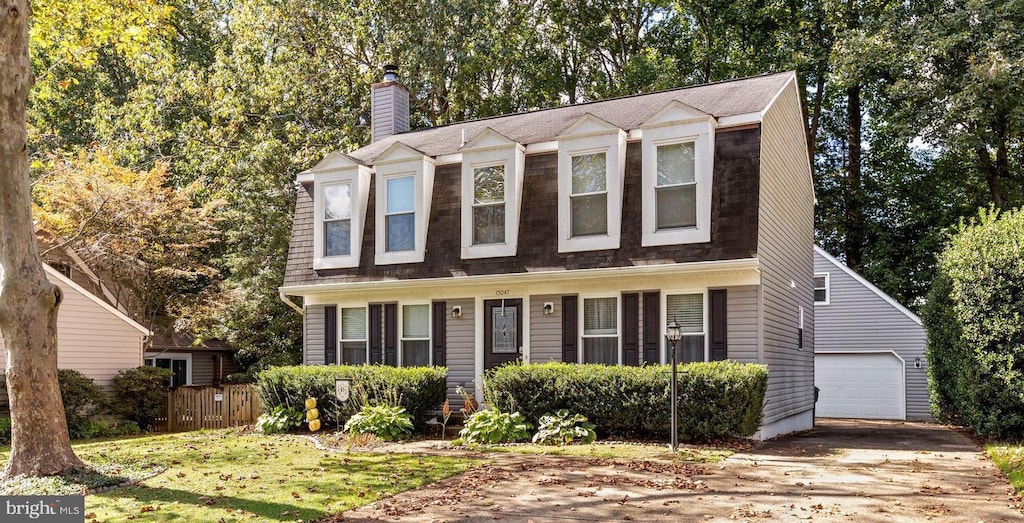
[532,409,597,445]
[256,406,304,435]
[456,409,531,445]
[344,405,414,441]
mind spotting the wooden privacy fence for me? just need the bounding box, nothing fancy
[158,384,262,432]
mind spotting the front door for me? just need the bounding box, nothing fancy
[484,299,523,369]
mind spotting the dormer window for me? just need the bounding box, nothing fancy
[641,101,716,246]
[460,128,525,259]
[310,153,371,270]
[557,114,626,253]
[374,143,435,265]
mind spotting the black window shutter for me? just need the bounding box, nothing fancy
[324,305,337,365]
[432,301,446,367]
[384,303,398,366]
[561,295,578,363]
[710,289,728,361]
[369,304,383,364]
[622,293,639,366]
[642,292,660,364]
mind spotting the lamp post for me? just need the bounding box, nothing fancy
[665,320,682,452]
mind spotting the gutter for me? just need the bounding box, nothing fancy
[279,289,304,315]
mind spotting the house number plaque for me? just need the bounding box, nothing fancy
[335,378,351,402]
[495,289,511,296]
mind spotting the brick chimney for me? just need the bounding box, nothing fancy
[371,64,410,142]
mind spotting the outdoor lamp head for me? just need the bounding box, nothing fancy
[666,320,682,342]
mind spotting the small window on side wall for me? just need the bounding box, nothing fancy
[814,273,830,304]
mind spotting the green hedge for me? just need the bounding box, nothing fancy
[923,207,1024,438]
[484,361,767,441]
[254,365,447,431]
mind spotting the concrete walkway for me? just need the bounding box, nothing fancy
[331,420,1022,522]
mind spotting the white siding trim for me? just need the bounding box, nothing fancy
[814,246,921,326]
[42,264,150,335]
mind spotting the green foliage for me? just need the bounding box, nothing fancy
[456,409,532,445]
[0,417,10,445]
[68,419,142,440]
[110,366,174,429]
[57,369,108,435]
[924,207,1024,438]
[254,365,447,431]
[485,361,767,441]
[255,406,304,435]
[343,405,414,441]
[532,410,597,446]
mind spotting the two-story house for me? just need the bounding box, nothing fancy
[281,68,815,439]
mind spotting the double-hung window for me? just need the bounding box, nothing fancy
[473,165,506,244]
[581,297,618,364]
[340,307,368,364]
[814,273,830,304]
[556,114,626,253]
[311,156,370,269]
[641,101,715,246]
[401,304,430,366]
[655,142,697,229]
[323,183,352,256]
[666,293,705,363]
[570,153,608,236]
[385,175,416,252]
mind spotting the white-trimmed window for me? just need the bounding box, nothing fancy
[312,157,371,270]
[557,114,626,253]
[814,273,830,304]
[580,296,619,364]
[400,304,431,366]
[641,101,716,246]
[374,143,435,265]
[340,307,368,365]
[460,129,525,259]
[666,293,705,363]
[144,353,192,387]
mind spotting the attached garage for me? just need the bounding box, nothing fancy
[815,352,905,420]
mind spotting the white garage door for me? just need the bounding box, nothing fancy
[815,352,906,420]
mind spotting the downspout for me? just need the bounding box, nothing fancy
[279,289,304,315]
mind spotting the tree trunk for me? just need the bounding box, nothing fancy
[0,0,84,478]
[844,84,864,270]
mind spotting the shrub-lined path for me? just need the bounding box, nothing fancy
[335,420,1023,522]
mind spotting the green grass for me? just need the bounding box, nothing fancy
[988,442,1024,494]
[464,442,734,462]
[0,430,477,522]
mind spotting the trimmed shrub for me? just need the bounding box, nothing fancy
[923,207,1024,438]
[111,366,174,429]
[485,361,767,441]
[58,369,108,435]
[254,365,447,431]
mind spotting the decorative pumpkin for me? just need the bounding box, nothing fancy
[306,408,319,421]
[305,397,317,410]
[308,418,321,432]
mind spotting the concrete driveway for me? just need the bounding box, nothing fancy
[334,419,1022,522]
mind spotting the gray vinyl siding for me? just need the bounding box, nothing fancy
[304,305,326,365]
[530,295,562,363]
[725,285,759,364]
[445,298,475,403]
[814,251,931,420]
[757,80,817,425]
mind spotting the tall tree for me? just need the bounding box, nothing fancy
[0,0,84,478]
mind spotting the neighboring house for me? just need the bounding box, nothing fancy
[812,246,930,421]
[281,68,816,439]
[0,262,151,412]
[146,332,238,387]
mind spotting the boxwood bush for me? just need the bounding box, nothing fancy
[484,361,767,441]
[254,365,447,431]
[923,207,1024,438]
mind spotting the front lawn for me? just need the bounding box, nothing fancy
[988,443,1024,494]
[0,430,478,522]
